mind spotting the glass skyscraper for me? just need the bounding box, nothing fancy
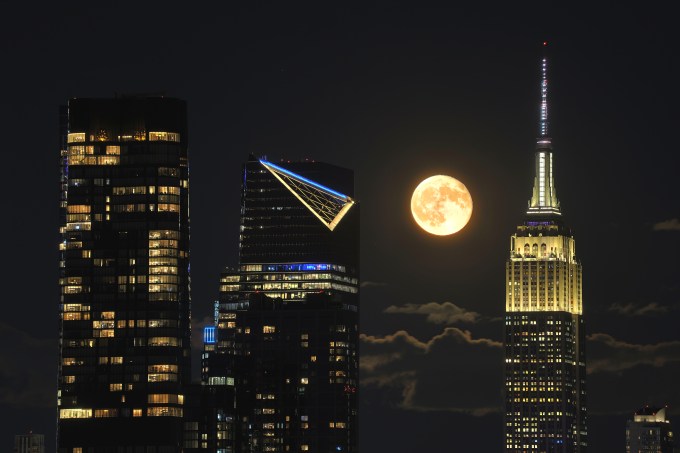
[503,52,588,452]
[57,97,191,453]
[202,156,359,453]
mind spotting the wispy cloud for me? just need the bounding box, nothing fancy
[384,302,480,324]
[587,333,680,373]
[361,328,502,414]
[653,218,680,231]
[361,281,388,288]
[608,302,669,316]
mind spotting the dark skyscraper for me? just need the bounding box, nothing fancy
[503,51,588,452]
[57,97,191,453]
[626,406,675,453]
[202,156,359,453]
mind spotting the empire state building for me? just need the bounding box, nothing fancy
[503,50,588,452]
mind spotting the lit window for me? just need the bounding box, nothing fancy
[147,407,183,417]
[59,408,92,419]
[94,409,118,418]
[148,373,177,382]
[67,133,86,143]
[148,337,179,347]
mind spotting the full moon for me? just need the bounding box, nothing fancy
[411,175,473,236]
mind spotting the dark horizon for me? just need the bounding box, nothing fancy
[1,2,679,452]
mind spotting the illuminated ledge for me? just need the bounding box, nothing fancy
[260,159,355,231]
[505,307,582,315]
[526,208,562,216]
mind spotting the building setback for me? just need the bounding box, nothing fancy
[57,97,191,453]
[503,51,588,452]
[200,156,359,453]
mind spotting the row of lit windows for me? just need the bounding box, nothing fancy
[69,155,120,166]
[68,131,180,143]
[241,263,347,273]
[65,222,91,231]
[148,337,180,346]
[149,284,178,293]
[63,337,179,348]
[239,281,358,294]
[149,248,180,257]
[111,185,180,196]
[148,373,178,382]
[148,394,184,404]
[64,319,179,328]
[149,230,180,240]
[150,267,179,276]
[111,203,179,213]
[149,239,179,249]
[150,257,178,266]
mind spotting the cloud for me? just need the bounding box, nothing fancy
[0,323,56,408]
[586,333,680,415]
[360,281,388,288]
[383,302,481,324]
[360,353,402,373]
[608,302,669,316]
[653,218,680,231]
[361,327,680,418]
[587,333,680,374]
[361,328,502,414]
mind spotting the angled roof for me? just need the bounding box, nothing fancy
[259,159,355,231]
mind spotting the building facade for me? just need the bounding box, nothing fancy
[14,432,45,453]
[57,97,191,453]
[626,406,674,453]
[503,53,588,452]
[202,156,359,453]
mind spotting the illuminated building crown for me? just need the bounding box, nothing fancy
[259,158,355,231]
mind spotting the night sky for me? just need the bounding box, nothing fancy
[1,2,679,451]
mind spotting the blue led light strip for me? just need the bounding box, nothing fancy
[259,159,350,200]
[203,326,216,344]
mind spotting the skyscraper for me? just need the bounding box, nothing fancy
[202,156,359,452]
[57,97,191,453]
[626,406,675,453]
[503,50,588,452]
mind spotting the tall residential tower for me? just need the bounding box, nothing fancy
[503,50,588,452]
[58,97,191,453]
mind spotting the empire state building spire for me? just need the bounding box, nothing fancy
[528,42,561,216]
[539,43,549,138]
[504,46,588,452]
